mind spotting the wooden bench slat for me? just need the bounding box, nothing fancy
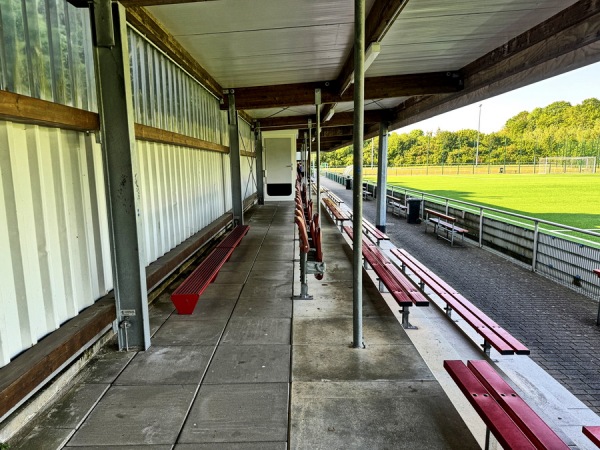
[584,426,600,447]
[444,360,538,450]
[216,225,249,249]
[468,360,569,450]
[171,247,234,314]
[392,248,529,355]
[346,226,426,308]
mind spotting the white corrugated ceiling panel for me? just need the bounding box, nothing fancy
[148,0,375,88]
[367,0,580,77]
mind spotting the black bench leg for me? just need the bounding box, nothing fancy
[400,307,417,330]
[293,253,313,300]
[444,305,453,318]
[482,340,491,356]
[484,428,491,450]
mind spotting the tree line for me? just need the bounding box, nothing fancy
[321,99,600,167]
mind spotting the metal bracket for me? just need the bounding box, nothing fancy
[482,340,491,356]
[400,307,417,329]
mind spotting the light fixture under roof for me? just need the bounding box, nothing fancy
[349,42,381,84]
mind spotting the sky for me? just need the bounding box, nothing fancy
[395,61,600,135]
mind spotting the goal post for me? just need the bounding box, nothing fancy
[538,157,597,174]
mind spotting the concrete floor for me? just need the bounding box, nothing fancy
[8,201,480,449]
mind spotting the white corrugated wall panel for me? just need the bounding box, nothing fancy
[136,141,231,266]
[0,121,111,367]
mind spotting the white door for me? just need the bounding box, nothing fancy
[263,130,296,201]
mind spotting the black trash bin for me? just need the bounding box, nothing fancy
[345,177,352,190]
[406,198,422,224]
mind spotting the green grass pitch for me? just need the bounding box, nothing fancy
[370,174,600,231]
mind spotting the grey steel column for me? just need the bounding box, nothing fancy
[352,0,365,349]
[315,89,322,222]
[255,125,264,205]
[375,122,389,232]
[227,91,244,225]
[307,119,312,201]
[92,1,150,350]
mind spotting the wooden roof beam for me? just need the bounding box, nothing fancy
[259,110,386,130]
[126,7,223,99]
[227,72,462,110]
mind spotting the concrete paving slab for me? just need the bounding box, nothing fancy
[246,269,294,282]
[293,317,411,345]
[251,260,294,272]
[194,283,243,299]
[290,381,479,450]
[115,346,213,385]
[68,446,171,449]
[256,247,294,261]
[293,296,393,318]
[75,340,135,384]
[179,383,288,443]
[68,385,196,446]
[233,296,292,318]
[213,269,250,284]
[152,318,226,346]
[240,280,293,298]
[175,443,286,450]
[10,426,72,450]
[293,344,434,382]
[218,260,255,272]
[168,296,238,321]
[203,344,290,384]
[227,246,260,262]
[35,383,108,429]
[222,318,291,345]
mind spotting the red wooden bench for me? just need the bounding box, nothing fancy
[445,359,569,450]
[584,426,600,447]
[392,248,529,356]
[323,197,351,230]
[344,225,428,328]
[594,269,600,278]
[171,225,249,314]
[362,218,389,245]
[217,224,249,249]
[424,208,468,246]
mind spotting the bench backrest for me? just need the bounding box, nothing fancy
[425,208,456,222]
[295,213,309,254]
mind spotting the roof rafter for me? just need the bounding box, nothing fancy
[126,7,223,99]
[259,110,386,130]
[227,72,462,110]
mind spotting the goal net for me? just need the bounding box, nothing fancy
[538,157,597,174]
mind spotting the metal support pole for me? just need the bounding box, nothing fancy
[303,131,308,183]
[375,122,388,232]
[532,220,539,272]
[307,119,312,202]
[315,89,322,223]
[92,1,150,350]
[352,0,365,349]
[479,207,484,248]
[255,125,264,205]
[227,91,244,225]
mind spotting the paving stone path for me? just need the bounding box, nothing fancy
[322,176,600,414]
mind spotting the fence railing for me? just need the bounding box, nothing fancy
[324,171,600,300]
[327,163,598,177]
